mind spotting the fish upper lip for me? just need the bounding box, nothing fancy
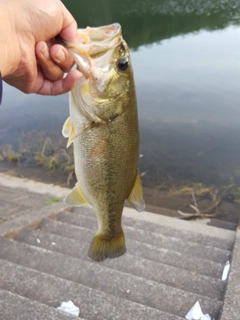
[56,23,122,78]
[56,23,121,53]
[83,23,121,42]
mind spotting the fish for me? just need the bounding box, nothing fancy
[60,23,145,261]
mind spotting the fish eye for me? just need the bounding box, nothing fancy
[117,58,128,71]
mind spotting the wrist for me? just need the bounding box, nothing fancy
[0,3,21,77]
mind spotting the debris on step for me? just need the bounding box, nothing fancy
[185,301,211,320]
[57,300,80,317]
[221,261,230,281]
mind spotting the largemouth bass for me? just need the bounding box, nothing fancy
[61,23,145,261]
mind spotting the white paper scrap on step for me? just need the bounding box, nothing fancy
[185,301,211,320]
[57,300,80,317]
[222,261,230,281]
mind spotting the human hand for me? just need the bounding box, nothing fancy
[33,41,81,95]
[0,0,81,95]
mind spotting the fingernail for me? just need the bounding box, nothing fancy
[54,49,65,63]
[42,43,49,58]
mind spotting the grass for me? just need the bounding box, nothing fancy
[45,197,62,205]
[0,145,21,163]
[0,132,76,186]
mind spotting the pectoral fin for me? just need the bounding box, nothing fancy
[64,184,89,206]
[62,117,75,147]
[127,173,145,212]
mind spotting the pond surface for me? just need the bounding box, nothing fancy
[1,0,240,213]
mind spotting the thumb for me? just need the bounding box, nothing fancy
[58,2,78,42]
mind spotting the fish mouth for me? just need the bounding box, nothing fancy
[57,23,122,78]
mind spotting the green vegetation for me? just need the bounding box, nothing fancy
[234,187,240,204]
[0,131,76,186]
[0,145,21,163]
[45,197,62,205]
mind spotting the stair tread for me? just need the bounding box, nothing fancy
[0,259,193,320]
[58,210,234,252]
[40,217,231,265]
[0,289,81,320]
[220,230,240,320]
[16,227,225,279]
[1,235,225,301]
[70,207,236,249]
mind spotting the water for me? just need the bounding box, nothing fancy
[1,0,240,213]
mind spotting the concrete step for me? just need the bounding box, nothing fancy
[0,258,187,320]
[53,213,232,264]
[8,233,225,300]
[123,215,236,249]
[0,289,80,320]
[70,207,235,250]
[220,230,240,320]
[16,227,225,280]
[0,176,237,319]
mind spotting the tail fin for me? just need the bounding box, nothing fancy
[88,231,126,262]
